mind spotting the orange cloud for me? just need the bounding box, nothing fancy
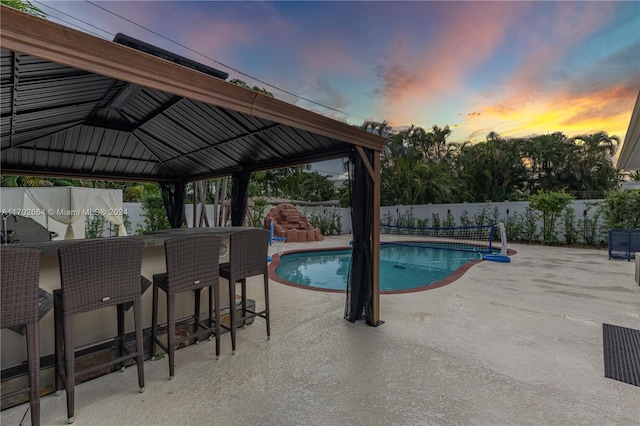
[460,84,637,143]
[402,2,633,145]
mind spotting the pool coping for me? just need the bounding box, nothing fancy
[268,244,518,294]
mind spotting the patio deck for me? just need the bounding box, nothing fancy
[2,236,638,425]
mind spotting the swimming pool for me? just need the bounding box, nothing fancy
[272,243,484,293]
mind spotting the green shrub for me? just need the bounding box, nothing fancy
[431,213,441,229]
[601,189,640,229]
[529,190,573,244]
[562,207,578,245]
[139,184,170,232]
[473,205,489,227]
[307,208,342,235]
[506,211,524,242]
[381,211,394,233]
[397,207,416,228]
[459,210,472,227]
[417,218,429,228]
[577,203,603,245]
[108,213,131,236]
[85,212,106,238]
[443,210,455,228]
[522,205,539,243]
[251,198,268,228]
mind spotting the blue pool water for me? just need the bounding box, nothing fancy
[275,244,483,292]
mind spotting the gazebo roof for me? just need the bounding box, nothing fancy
[0,6,388,183]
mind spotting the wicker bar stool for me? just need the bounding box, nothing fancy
[54,238,144,424]
[151,234,222,379]
[219,228,270,353]
[1,247,42,426]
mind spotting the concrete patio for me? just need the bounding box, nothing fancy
[2,236,639,425]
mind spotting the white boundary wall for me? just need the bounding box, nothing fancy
[304,200,605,236]
[125,200,606,241]
[383,200,604,226]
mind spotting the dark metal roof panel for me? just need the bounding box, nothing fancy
[200,104,256,136]
[257,127,300,157]
[130,130,178,163]
[165,102,236,143]
[215,136,266,166]
[141,115,210,154]
[267,126,317,154]
[119,86,176,122]
[164,100,231,143]
[9,113,84,144]
[0,86,12,116]
[220,107,272,132]
[14,53,88,80]
[164,155,211,177]
[184,146,237,170]
[17,76,110,106]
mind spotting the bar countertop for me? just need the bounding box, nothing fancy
[1,226,260,256]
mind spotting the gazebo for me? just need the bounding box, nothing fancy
[0,6,389,325]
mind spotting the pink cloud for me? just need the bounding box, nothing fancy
[378,2,530,123]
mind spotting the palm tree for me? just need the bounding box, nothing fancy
[571,132,621,197]
[379,125,466,205]
[361,120,391,137]
[522,133,574,193]
[426,125,451,163]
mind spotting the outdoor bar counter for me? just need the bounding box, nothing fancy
[1,227,256,370]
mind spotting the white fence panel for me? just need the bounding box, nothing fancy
[125,199,606,243]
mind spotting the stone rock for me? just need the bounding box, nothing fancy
[264,203,323,242]
[286,229,297,242]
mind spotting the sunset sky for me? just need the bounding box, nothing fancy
[37,1,640,151]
